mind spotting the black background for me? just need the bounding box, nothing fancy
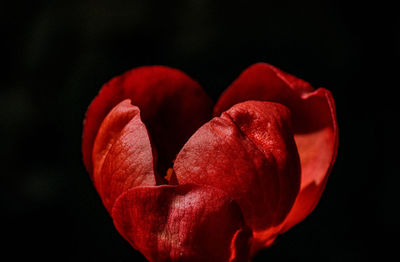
[1,0,397,261]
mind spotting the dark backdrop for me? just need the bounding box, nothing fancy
[2,0,397,261]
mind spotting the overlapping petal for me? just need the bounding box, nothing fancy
[214,63,338,240]
[174,101,301,235]
[112,184,252,262]
[92,99,158,212]
[82,65,213,177]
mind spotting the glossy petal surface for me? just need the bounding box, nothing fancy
[214,63,338,237]
[112,184,252,262]
[82,66,213,176]
[174,101,300,235]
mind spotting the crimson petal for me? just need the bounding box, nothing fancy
[112,184,252,262]
[173,101,300,240]
[281,88,338,232]
[82,65,213,177]
[92,99,158,212]
[214,63,338,237]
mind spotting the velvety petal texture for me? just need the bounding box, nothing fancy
[82,63,338,261]
[112,184,252,262]
[92,99,158,212]
[173,101,300,233]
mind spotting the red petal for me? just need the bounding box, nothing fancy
[214,63,338,239]
[112,184,252,262]
[173,101,300,238]
[82,66,213,177]
[92,100,158,212]
[214,63,314,130]
[281,88,338,232]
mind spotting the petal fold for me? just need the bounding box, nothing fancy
[112,184,252,262]
[174,101,300,238]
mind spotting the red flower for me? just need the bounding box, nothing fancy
[82,63,338,261]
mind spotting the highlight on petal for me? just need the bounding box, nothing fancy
[92,99,158,212]
[112,184,252,262]
[174,101,300,239]
[82,65,213,177]
[214,63,338,237]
